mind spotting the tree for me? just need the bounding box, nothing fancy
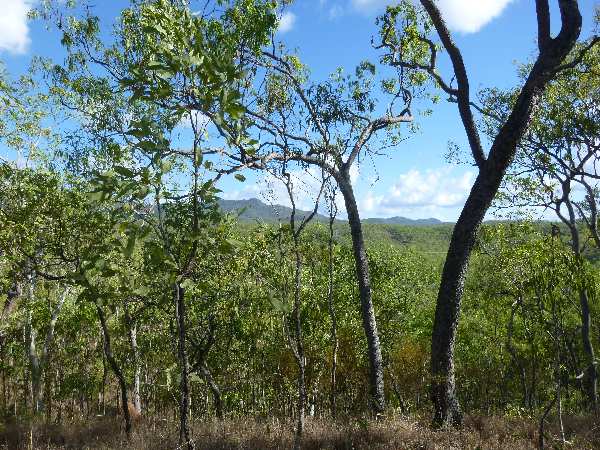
[378,0,587,426]
[34,1,278,446]
[219,46,416,415]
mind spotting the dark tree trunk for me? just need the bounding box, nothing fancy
[579,289,598,410]
[198,361,223,420]
[95,302,132,440]
[174,283,195,450]
[432,166,528,426]
[337,175,385,414]
[427,0,582,423]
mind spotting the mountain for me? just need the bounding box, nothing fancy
[217,198,330,223]
[217,198,444,226]
[363,216,443,225]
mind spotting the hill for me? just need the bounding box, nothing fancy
[218,197,445,226]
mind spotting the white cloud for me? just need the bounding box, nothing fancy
[278,11,296,33]
[351,0,514,33]
[0,0,33,54]
[435,0,514,33]
[362,167,474,218]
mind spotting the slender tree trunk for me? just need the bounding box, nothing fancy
[25,273,43,415]
[337,175,385,414]
[26,308,42,415]
[327,204,338,418]
[174,283,194,450]
[101,342,107,416]
[198,361,223,420]
[95,301,132,440]
[125,305,142,414]
[292,239,306,450]
[579,288,598,410]
[563,201,598,410]
[44,358,53,423]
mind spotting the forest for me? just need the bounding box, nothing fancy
[0,0,599,449]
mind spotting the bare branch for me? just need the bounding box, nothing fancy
[419,0,486,168]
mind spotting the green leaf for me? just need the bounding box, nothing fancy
[124,233,137,259]
[114,166,135,178]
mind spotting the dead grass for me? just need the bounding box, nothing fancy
[1,413,598,449]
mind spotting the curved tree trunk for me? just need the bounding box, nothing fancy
[431,172,499,427]
[95,301,132,440]
[420,0,582,428]
[198,361,223,420]
[337,175,385,414]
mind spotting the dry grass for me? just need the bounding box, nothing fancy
[1,413,599,449]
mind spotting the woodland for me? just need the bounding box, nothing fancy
[0,0,599,449]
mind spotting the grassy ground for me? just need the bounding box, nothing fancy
[1,414,599,449]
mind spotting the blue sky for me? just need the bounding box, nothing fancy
[0,0,598,220]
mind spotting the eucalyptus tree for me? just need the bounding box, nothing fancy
[36,0,278,445]
[481,41,600,409]
[215,46,417,415]
[276,167,327,448]
[378,0,587,426]
[0,161,150,432]
[325,185,339,417]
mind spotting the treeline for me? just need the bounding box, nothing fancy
[0,172,598,424]
[1,166,599,438]
[0,0,598,448]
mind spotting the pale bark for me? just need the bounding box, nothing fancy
[337,174,385,414]
[175,283,194,450]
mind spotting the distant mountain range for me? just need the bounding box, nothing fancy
[363,216,443,225]
[217,198,445,226]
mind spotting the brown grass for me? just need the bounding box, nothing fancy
[1,413,598,449]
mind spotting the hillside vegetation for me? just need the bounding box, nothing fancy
[1,0,599,449]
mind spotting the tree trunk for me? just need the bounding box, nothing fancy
[327,206,338,418]
[337,175,385,414]
[198,361,223,420]
[174,283,194,450]
[125,305,142,414]
[564,199,598,410]
[24,273,42,415]
[579,288,598,410]
[422,0,581,428]
[95,301,132,440]
[27,320,42,415]
[292,244,306,450]
[431,171,498,427]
